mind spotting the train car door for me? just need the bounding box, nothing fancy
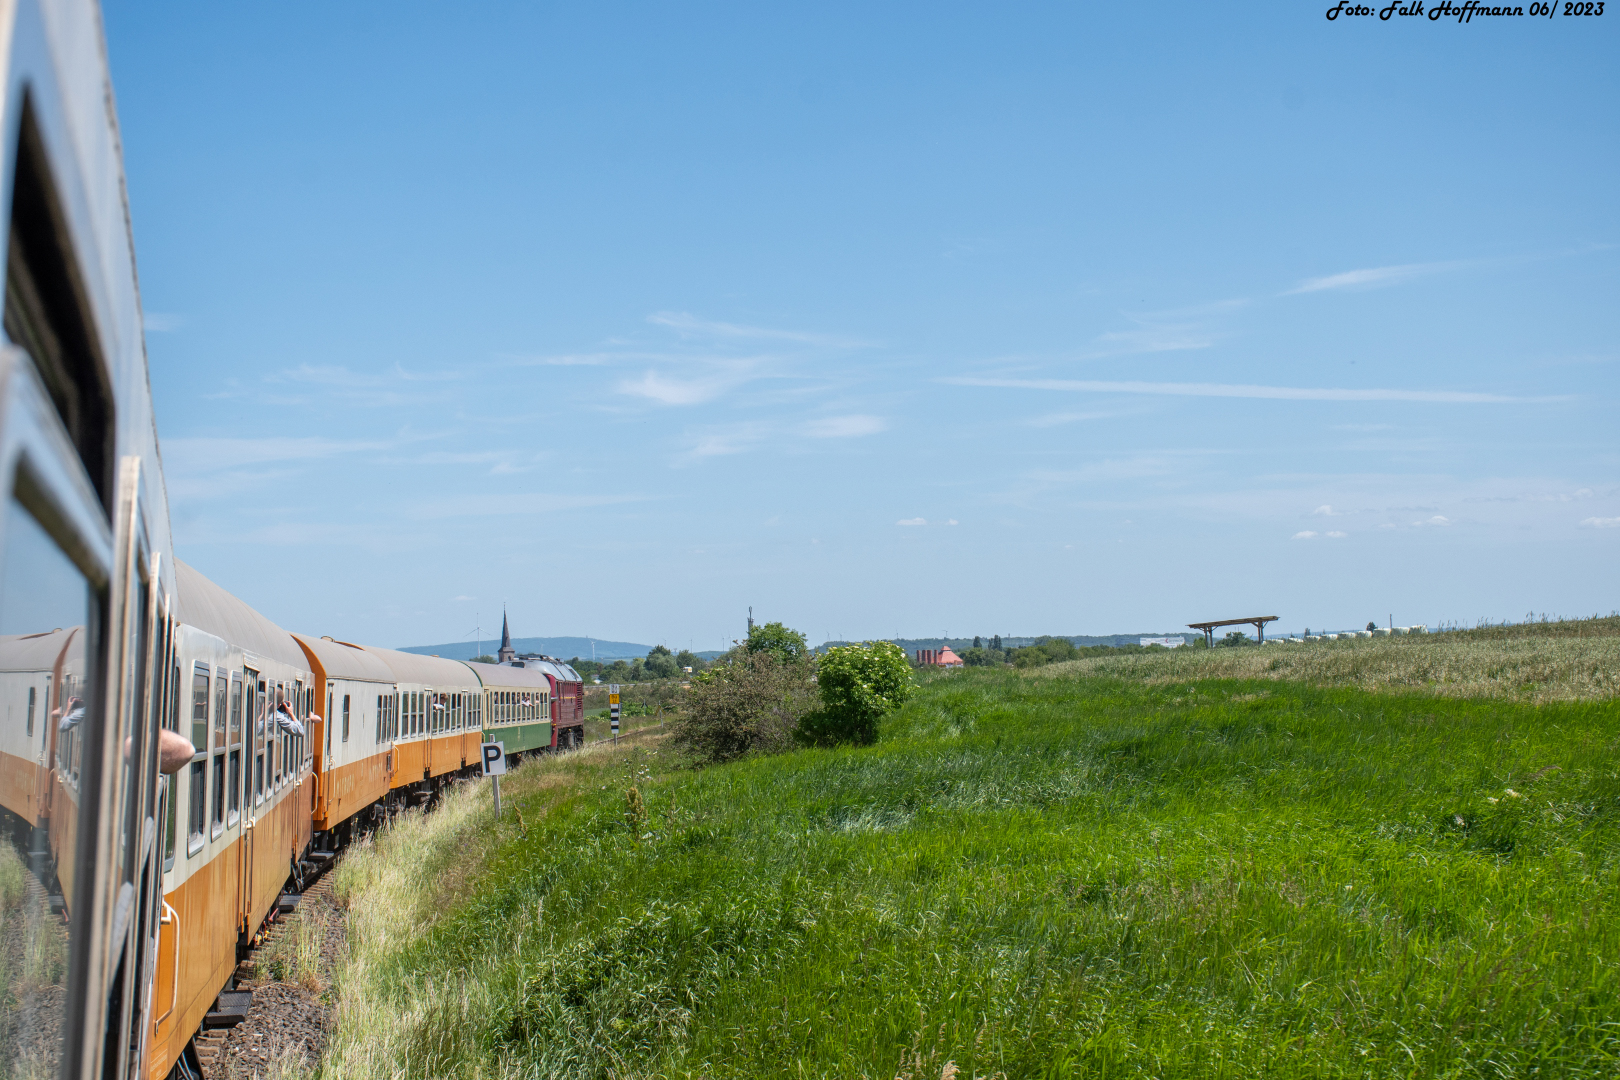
[422,689,433,777]
[236,670,259,935]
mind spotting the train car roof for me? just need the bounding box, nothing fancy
[351,644,481,687]
[511,657,581,682]
[463,660,554,689]
[175,561,308,670]
[290,633,397,684]
[0,628,86,671]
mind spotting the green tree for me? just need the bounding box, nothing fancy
[644,645,680,679]
[801,641,915,746]
[470,654,496,664]
[675,649,707,674]
[744,621,809,664]
[1216,631,1250,648]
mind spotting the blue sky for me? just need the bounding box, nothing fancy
[104,1,1618,652]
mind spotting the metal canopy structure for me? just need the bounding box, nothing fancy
[1187,615,1278,647]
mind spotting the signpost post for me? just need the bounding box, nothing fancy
[609,684,621,743]
[481,741,507,818]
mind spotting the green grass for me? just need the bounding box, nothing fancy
[323,668,1620,1079]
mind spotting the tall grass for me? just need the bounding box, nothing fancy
[323,656,1620,1078]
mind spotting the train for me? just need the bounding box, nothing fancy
[0,3,586,1077]
[149,564,584,1077]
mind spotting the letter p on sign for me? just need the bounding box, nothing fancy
[480,741,507,776]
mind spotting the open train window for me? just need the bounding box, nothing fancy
[4,97,113,514]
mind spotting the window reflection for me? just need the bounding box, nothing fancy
[0,495,99,1079]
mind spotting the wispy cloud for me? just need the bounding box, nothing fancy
[647,311,864,347]
[944,376,1565,404]
[897,517,928,526]
[674,422,769,463]
[1580,516,1620,529]
[1292,530,1319,540]
[1026,410,1115,428]
[1087,325,1216,356]
[408,493,643,521]
[1284,260,1467,295]
[163,435,391,475]
[143,311,184,332]
[802,414,886,438]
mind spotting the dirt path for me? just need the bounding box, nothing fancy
[197,874,346,1080]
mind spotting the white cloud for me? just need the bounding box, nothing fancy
[1580,516,1620,529]
[1292,531,1319,540]
[142,311,183,332]
[1415,515,1451,527]
[1284,260,1466,295]
[616,369,746,406]
[897,518,928,526]
[803,415,886,438]
[1312,505,1339,516]
[1325,530,1348,538]
[944,376,1562,405]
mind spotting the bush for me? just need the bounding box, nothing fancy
[800,641,915,746]
[670,651,815,764]
[1010,636,1079,668]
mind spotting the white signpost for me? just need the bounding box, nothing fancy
[481,741,507,817]
[609,684,621,742]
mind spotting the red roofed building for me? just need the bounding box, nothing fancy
[915,647,964,668]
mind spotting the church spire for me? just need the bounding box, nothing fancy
[497,607,515,663]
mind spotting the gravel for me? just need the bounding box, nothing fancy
[210,874,346,1080]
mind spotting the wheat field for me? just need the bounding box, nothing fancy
[1035,616,1620,703]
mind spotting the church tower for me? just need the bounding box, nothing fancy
[497,608,515,664]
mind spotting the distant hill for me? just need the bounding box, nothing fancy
[398,637,654,661]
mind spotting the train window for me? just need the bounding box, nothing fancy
[186,760,205,853]
[211,745,225,835]
[227,751,241,824]
[230,673,243,745]
[251,676,264,805]
[214,671,227,743]
[191,664,209,752]
[0,494,102,1080]
[342,694,350,742]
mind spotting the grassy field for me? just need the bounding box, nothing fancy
[321,625,1620,1079]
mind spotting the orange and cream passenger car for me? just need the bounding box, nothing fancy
[148,562,315,1078]
[293,633,397,839]
[356,646,483,803]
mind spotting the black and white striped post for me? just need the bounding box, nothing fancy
[609,684,621,743]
